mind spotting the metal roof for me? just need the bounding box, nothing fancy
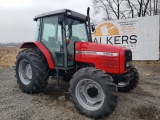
[34,9,87,21]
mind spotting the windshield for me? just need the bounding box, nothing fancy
[65,18,88,42]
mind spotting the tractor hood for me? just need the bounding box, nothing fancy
[75,42,130,74]
[75,42,124,53]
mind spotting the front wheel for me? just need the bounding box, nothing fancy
[69,67,117,119]
[118,66,139,92]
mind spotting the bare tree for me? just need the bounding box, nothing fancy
[93,0,125,20]
[143,0,150,16]
[138,0,143,17]
[127,0,134,18]
[130,0,149,17]
[149,0,152,15]
[148,0,159,15]
[92,0,160,20]
[154,0,159,15]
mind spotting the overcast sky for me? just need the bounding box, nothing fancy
[0,0,93,43]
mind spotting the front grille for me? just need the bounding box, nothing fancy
[125,50,132,70]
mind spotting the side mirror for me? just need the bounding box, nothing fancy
[58,15,64,25]
[90,23,95,32]
[91,24,95,32]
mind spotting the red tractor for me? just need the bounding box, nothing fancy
[15,8,139,119]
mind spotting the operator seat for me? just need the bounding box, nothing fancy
[67,36,81,65]
[48,37,62,66]
[48,37,59,47]
[67,36,81,53]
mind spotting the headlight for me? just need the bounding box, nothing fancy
[126,61,132,67]
[126,62,130,67]
[124,50,132,70]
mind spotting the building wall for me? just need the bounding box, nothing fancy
[92,15,160,60]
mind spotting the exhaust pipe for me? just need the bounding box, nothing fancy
[87,7,92,42]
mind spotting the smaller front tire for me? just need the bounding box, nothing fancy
[69,67,117,119]
[118,66,139,92]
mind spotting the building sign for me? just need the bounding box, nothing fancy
[92,15,159,60]
[93,20,138,49]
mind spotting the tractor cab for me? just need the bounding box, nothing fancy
[34,9,90,69]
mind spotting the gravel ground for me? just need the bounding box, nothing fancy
[0,62,160,120]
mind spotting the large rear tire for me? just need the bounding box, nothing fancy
[118,66,139,92]
[15,48,49,94]
[69,67,117,119]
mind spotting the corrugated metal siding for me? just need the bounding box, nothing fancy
[133,15,159,60]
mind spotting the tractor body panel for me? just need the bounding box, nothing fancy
[75,42,130,74]
[20,42,55,69]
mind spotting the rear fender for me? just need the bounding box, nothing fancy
[20,42,55,69]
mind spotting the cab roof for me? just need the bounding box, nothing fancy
[34,9,87,21]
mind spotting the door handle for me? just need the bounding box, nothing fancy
[60,45,63,52]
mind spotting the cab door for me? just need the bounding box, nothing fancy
[65,18,88,67]
[41,16,64,67]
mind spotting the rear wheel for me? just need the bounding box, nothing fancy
[15,48,49,94]
[69,67,117,119]
[118,66,139,92]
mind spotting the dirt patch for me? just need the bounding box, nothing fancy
[0,59,160,119]
[131,105,160,120]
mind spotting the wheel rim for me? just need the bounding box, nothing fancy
[18,59,32,85]
[118,82,128,87]
[76,79,105,111]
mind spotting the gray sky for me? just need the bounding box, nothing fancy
[0,0,92,43]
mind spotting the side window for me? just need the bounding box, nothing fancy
[41,17,60,51]
[42,24,56,40]
[57,25,62,45]
[42,22,57,50]
[34,19,40,41]
[72,24,88,42]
